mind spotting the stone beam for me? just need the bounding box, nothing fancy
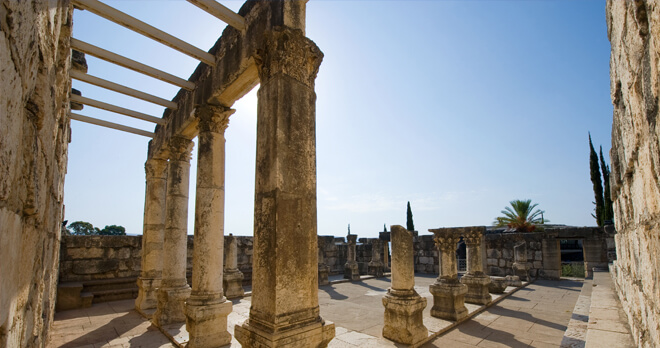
[147,0,308,159]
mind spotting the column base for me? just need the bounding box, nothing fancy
[368,261,384,278]
[235,317,335,348]
[381,288,428,345]
[512,262,529,281]
[429,281,468,321]
[318,265,330,286]
[152,285,191,327]
[344,262,360,281]
[186,298,233,348]
[461,274,492,305]
[505,275,523,287]
[223,269,245,299]
[135,277,161,315]
[488,276,507,294]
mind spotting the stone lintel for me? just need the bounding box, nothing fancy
[382,292,428,345]
[186,300,233,348]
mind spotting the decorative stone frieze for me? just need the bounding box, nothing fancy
[382,225,428,345]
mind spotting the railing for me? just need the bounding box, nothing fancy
[457,258,467,272]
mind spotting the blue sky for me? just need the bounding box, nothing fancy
[64,0,613,238]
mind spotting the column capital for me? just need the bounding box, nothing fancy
[430,229,461,252]
[463,227,484,246]
[168,136,194,162]
[346,234,358,244]
[145,157,168,180]
[254,27,324,87]
[195,105,235,134]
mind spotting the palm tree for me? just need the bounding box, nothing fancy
[493,199,547,232]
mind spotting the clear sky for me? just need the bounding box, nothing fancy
[65,0,613,239]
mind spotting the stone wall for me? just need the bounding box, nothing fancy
[59,236,142,281]
[607,1,660,347]
[485,233,544,278]
[0,1,72,347]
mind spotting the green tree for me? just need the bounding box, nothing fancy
[493,199,547,232]
[589,133,605,226]
[99,225,126,236]
[406,201,415,231]
[599,146,614,223]
[67,221,99,235]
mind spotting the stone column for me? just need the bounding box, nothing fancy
[541,238,561,280]
[428,228,468,321]
[234,27,334,348]
[382,225,428,345]
[383,241,390,271]
[460,227,491,305]
[224,233,245,299]
[135,157,168,315]
[368,239,384,277]
[153,137,193,327]
[344,234,360,280]
[318,236,330,286]
[512,242,529,281]
[185,106,234,347]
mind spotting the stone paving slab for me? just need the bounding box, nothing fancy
[49,276,593,348]
[584,270,635,348]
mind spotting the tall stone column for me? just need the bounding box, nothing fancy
[185,106,234,347]
[153,136,193,327]
[224,233,245,299]
[382,225,427,345]
[460,227,491,305]
[135,157,168,315]
[344,234,360,280]
[234,27,334,348]
[368,238,384,277]
[428,228,468,321]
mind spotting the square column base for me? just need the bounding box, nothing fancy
[186,299,233,348]
[223,270,245,299]
[512,262,529,281]
[234,318,335,348]
[381,289,428,346]
[368,261,384,278]
[135,277,161,316]
[429,281,468,321]
[461,274,492,305]
[505,275,522,287]
[153,285,191,327]
[344,262,360,281]
[318,265,330,286]
[488,276,507,294]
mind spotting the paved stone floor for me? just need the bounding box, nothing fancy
[47,273,633,348]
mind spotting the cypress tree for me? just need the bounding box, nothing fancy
[589,134,605,226]
[383,224,387,233]
[600,146,614,223]
[406,201,415,231]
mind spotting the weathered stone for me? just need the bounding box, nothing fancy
[428,227,468,321]
[344,234,360,280]
[224,234,245,299]
[382,225,428,345]
[488,276,507,294]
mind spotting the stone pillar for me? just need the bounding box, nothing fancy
[234,27,334,348]
[460,227,491,305]
[224,233,245,299]
[344,234,360,280]
[135,157,168,315]
[541,238,561,280]
[153,137,193,327]
[184,106,235,347]
[368,239,384,277]
[512,242,530,281]
[318,237,329,286]
[382,225,428,345]
[583,238,608,278]
[428,228,468,321]
[383,242,390,271]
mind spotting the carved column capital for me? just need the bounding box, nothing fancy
[254,27,324,87]
[145,157,168,180]
[196,105,235,134]
[431,229,461,252]
[463,227,484,247]
[168,136,193,162]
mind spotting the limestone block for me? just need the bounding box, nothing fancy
[487,258,498,266]
[461,274,492,305]
[66,247,104,259]
[488,277,507,294]
[498,259,506,267]
[429,282,468,321]
[186,300,233,347]
[382,291,428,345]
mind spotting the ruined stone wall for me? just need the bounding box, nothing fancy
[485,233,544,278]
[0,1,72,347]
[414,235,439,274]
[607,1,660,346]
[59,236,142,282]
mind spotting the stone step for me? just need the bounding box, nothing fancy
[91,288,139,303]
[81,276,138,293]
[560,276,592,348]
